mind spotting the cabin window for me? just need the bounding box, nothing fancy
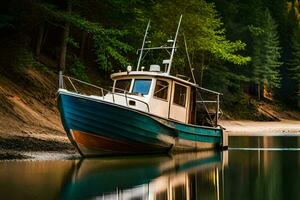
[155,190,168,200]
[173,83,187,107]
[132,79,152,95]
[115,79,131,93]
[154,80,169,100]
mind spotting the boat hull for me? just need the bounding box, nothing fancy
[70,130,168,155]
[58,90,223,156]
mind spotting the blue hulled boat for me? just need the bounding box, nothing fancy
[57,15,227,157]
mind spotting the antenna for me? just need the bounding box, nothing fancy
[136,20,150,71]
[167,15,182,75]
[183,34,196,83]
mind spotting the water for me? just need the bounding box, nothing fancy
[1,136,300,200]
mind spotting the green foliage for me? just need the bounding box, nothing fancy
[14,0,252,78]
[287,27,300,81]
[92,33,133,71]
[248,25,264,36]
[12,49,36,69]
[69,56,89,82]
[67,37,80,49]
[37,2,133,71]
[141,0,252,101]
[286,25,300,103]
[226,95,258,120]
[150,0,250,67]
[251,9,282,89]
[0,40,41,71]
[2,0,300,112]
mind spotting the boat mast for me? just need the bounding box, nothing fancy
[136,20,150,71]
[183,33,196,83]
[167,15,182,75]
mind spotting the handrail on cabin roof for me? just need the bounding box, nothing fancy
[136,46,177,53]
[195,85,223,96]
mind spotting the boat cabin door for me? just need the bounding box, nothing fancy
[169,82,190,123]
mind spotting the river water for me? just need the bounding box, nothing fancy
[1,136,300,200]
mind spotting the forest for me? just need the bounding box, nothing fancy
[0,0,300,118]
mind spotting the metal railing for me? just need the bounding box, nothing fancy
[59,72,150,112]
[195,86,222,127]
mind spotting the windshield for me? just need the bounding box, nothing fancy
[132,79,152,95]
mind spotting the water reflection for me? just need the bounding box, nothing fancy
[60,151,226,200]
[0,160,75,200]
[229,136,300,149]
[226,136,300,200]
[3,136,300,200]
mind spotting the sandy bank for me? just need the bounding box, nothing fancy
[0,68,78,160]
[220,120,300,136]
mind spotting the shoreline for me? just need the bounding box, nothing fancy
[220,120,300,136]
[0,120,299,161]
[0,133,79,161]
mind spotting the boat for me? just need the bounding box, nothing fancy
[57,15,228,157]
[59,151,227,200]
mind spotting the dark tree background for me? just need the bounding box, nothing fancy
[0,0,299,117]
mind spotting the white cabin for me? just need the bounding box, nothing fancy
[109,70,196,124]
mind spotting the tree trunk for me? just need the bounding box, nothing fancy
[79,31,87,59]
[59,1,72,72]
[258,83,261,100]
[35,23,45,57]
[298,85,300,108]
[262,82,266,99]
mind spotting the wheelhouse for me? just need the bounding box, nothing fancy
[110,71,196,124]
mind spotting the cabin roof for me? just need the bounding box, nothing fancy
[111,71,197,87]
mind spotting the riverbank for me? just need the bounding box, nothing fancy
[1,119,300,161]
[0,68,299,161]
[0,68,78,160]
[0,133,78,161]
[220,120,300,136]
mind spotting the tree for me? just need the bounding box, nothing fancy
[36,1,135,72]
[287,26,300,107]
[251,9,282,100]
[145,0,251,92]
[151,0,250,65]
[59,1,72,72]
[286,0,300,107]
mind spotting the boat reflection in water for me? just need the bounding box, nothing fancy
[60,151,227,200]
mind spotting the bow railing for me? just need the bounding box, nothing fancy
[59,72,150,112]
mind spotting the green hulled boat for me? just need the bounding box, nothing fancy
[57,15,227,157]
